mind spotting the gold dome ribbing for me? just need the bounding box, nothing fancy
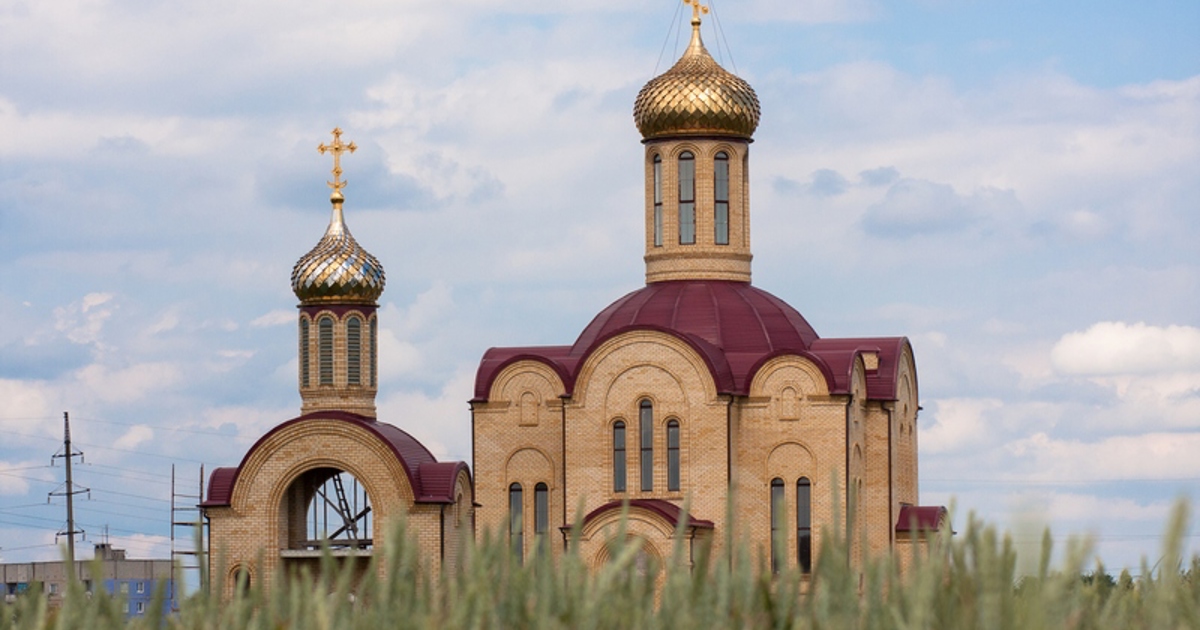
[291,198,386,305]
[291,129,386,305]
[633,12,760,140]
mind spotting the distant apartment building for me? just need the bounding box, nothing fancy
[1,543,177,618]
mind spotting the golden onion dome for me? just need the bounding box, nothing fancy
[633,15,760,140]
[291,191,386,305]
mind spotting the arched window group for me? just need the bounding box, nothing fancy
[509,481,551,562]
[650,149,736,248]
[612,401,681,494]
[300,312,377,389]
[769,476,813,574]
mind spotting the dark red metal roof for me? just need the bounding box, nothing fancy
[200,467,237,508]
[474,280,911,401]
[200,411,467,507]
[580,499,715,530]
[895,505,949,533]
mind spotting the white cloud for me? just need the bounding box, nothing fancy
[73,362,181,404]
[53,293,116,346]
[1006,431,1200,481]
[1051,322,1200,376]
[250,310,295,328]
[921,398,1002,454]
[113,425,154,450]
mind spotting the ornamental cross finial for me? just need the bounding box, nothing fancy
[684,0,708,24]
[318,127,357,193]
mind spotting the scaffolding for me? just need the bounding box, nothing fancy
[170,464,206,601]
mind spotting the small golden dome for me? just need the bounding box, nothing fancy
[291,196,386,305]
[633,18,760,140]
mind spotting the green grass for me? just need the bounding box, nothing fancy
[4,501,1197,629]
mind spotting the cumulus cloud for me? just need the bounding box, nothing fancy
[1051,322,1200,376]
[921,398,1002,454]
[73,362,181,404]
[1006,431,1200,481]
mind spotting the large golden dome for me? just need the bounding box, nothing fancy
[291,192,386,305]
[633,17,760,140]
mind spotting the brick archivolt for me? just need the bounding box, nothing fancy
[573,331,718,408]
[766,442,815,480]
[231,419,415,512]
[505,447,554,486]
[490,361,565,426]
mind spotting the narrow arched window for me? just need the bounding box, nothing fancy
[666,420,680,491]
[613,421,626,492]
[653,155,663,247]
[299,318,310,388]
[534,483,549,555]
[639,400,653,491]
[509,483,523,563]
[714,151,729,245]
[797,477,812,573]
[771,478,785,574]
[369,317,377,387]
[678,152,695,245]
[346,316,362,386]
[317,316,334,386]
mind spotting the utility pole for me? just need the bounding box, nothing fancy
[50,411,89,582]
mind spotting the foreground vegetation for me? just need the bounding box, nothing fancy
[5,501,1198,629]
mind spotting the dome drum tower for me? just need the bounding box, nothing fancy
[633,4,760,284]
[291,129,385,418]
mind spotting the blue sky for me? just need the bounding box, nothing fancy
[1,0,1198,577]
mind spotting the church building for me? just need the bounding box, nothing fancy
[200,5,945,592]
[471,5,944,573]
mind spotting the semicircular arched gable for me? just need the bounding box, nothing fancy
[505,447,554,485]
[748,354,832,398]
[766,441,816,479]
[573,330,719,409]
[231,419,417,516]
[489,359,567,406]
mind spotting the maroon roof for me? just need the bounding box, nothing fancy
[200,467,237,508]
[474,280,911,401]
[200,410,467,507]
[895,505,949,533]
[580,499,714,530]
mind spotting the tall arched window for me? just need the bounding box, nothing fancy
[317,316,334,386]
[346,316,362,386]
[770,478,785,574]
[369,317,377,387]
[534,483,549,555]
[653,154,663,247]
[797,477,812,573]
[639,400,654,491]
[299,318,310,388]
[509,483,523,563]
[677,152,695,244]
[613,421,626,492]
[666,420,680,492]
[714,151,729,245]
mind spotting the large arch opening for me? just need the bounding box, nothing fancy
[282,467,374,551]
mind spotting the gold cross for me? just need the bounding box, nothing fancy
[684,0,709,23]
[318,127,357,192]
